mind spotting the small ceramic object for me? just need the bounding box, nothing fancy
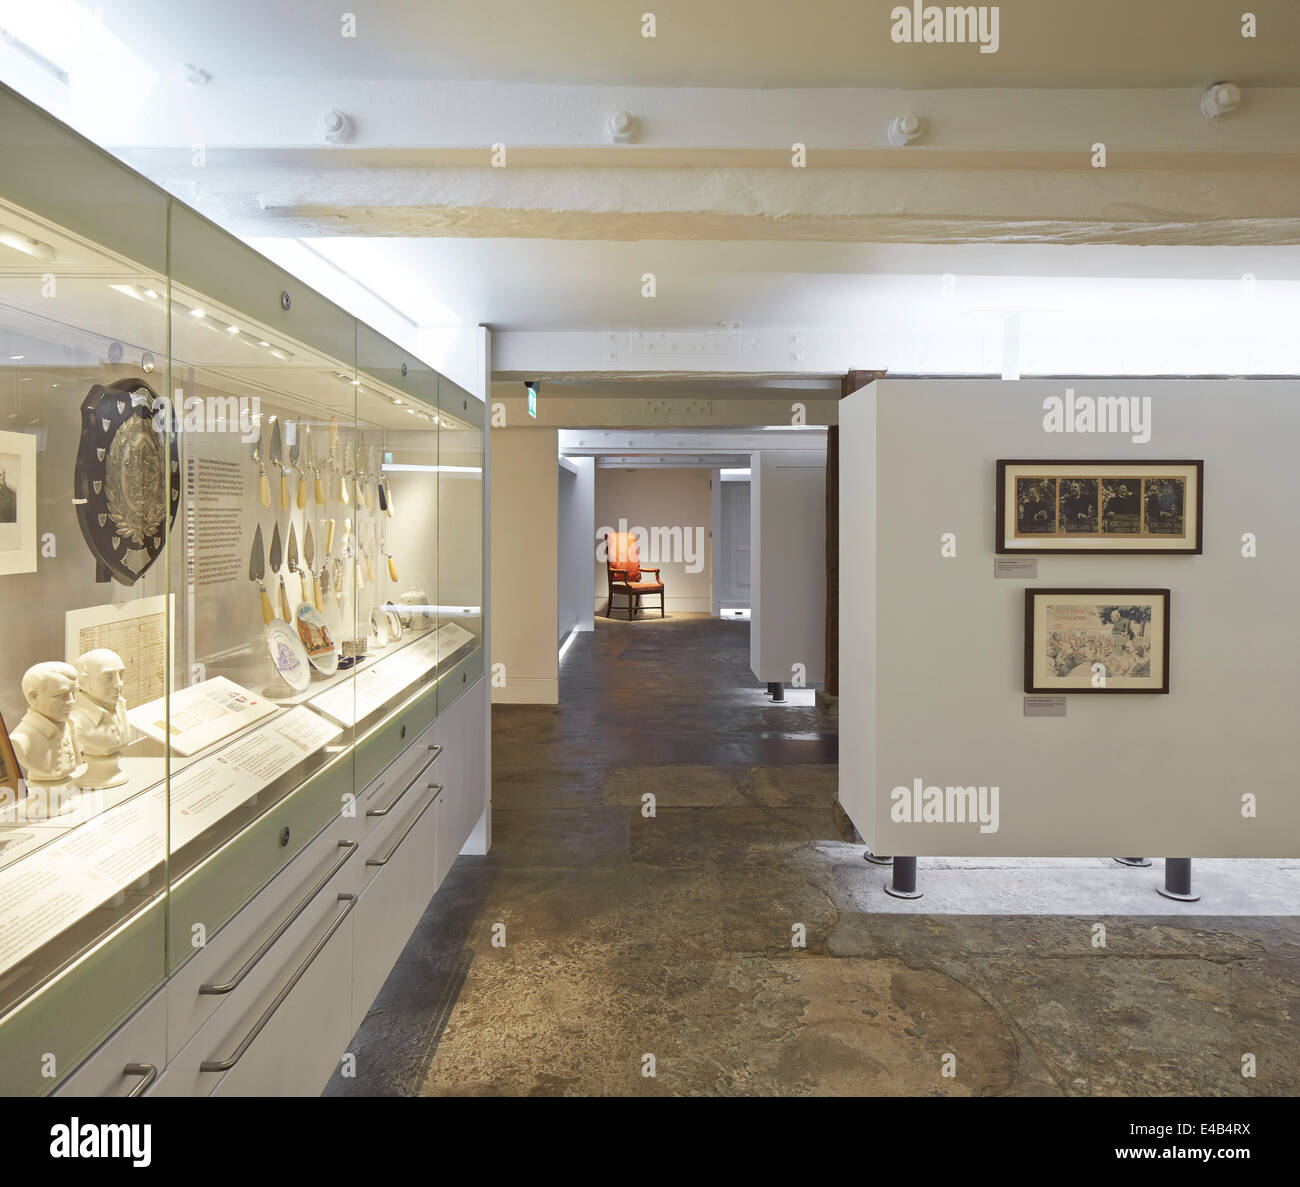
[369,607,390,647]
[383,602,403,641]
[399,588,432,630]
[70,648,130,788]
[295,602,339,674]
[10,662,86,785]
[266,620,312,692]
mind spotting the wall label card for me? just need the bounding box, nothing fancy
[1023,695,1067,717]
[994,557,1037,579]
[128,675,278,756]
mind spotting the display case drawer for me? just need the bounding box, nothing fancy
[155,882,356,1097]
[355,720,442,840]
[53,990,167,1098]
[351,782,443,1032]
[165,815,358,1063]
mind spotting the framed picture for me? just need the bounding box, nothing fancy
[1025,589,1170,694]
[0,709,24,800]
[997,460,1202,554]
[0,429,37,575]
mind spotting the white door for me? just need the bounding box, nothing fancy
[718,480,751,604]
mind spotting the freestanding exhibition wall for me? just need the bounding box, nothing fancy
[839,379,1299,859]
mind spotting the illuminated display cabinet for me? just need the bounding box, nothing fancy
[0,84,487,1095]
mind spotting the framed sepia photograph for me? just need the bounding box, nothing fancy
[0,708,24,800]
[997,460,1202,554]
[0,429,37,575]
[1025,588,1170,694]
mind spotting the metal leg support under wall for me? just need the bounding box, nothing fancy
[1114,857,1152,867]
[863,850,894,866]
[766,682,785,702]
[884,855,923,899]
[1156,857,1201,903]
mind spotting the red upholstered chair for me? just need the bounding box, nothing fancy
[605,531,665,619]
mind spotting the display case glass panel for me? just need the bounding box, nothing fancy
[436,376,484,713]
[163,231,361,917]
[350,325,442,732]
[0,186,170,1040]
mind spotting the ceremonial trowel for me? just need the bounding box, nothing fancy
[287,522,306,606]
[269,521,291,623]
[251,415,270,508]
[307,423,325,505]
[269,416,287,510]
[303,522,322,611]
[249,524,273,624]
[289,424,307,509]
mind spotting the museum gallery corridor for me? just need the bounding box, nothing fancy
[329,616,1300,1097]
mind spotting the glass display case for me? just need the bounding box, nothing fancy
[0,85,485,1094]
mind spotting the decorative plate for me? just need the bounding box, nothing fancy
[265,620,311,693]
[295,601,339,674]
[383,602,403,641]
[369,607,389,647]
[74,378,181,585]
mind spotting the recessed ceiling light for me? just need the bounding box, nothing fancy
[143,289,159,299]
[226,325,238,334]
[190,308,206,319]
[259,340,270,347]
[8,354,22,360]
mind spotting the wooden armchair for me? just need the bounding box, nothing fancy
[605,531,665,619]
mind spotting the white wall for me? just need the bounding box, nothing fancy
[593,467,712,615]
[839,379,1300,858]
[750,449,826,686]
[558,456,594,642]
[490,427,558,703]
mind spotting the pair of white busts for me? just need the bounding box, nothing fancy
[10,650,130,789]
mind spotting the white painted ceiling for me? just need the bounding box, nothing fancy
[37,0,1300,89]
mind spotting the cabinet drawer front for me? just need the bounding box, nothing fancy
[356,721,442,839]
[54,990,167,1098]
[166,819,357,1062]
[156,888,356,1096]
[352,785,442,1032]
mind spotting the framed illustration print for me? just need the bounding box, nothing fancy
[1025,588,1170,694]
[996,460,1202,554]
[0,430,37,575]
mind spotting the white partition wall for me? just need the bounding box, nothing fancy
[839,379,1300,858]
[750,449,827,687]
[490,428,559,703]
[558,456,595,642]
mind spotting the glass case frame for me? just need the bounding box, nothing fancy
[0,84,485,1094]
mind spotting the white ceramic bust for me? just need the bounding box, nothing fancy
[70,648,130,788]
[10,661,86,785]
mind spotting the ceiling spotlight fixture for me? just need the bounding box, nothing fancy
[1200,81,1242,119]
[887,113,924,146]
[0,226,56,261]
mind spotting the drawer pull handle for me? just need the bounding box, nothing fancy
[199,840,357,996]
[365,787,441,868]
[122,1062,157,1097]
[201,893,357,1073]
[366,746,442,817]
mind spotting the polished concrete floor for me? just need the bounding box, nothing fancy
[328,614,1300,1097]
